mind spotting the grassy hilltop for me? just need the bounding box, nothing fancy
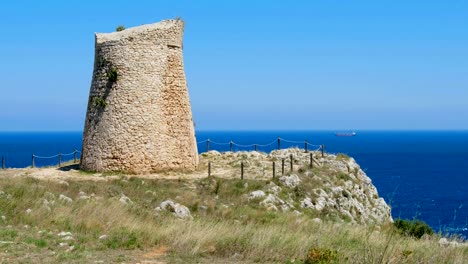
[0,149,466,263]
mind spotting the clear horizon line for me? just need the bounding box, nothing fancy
[0,129,468,133]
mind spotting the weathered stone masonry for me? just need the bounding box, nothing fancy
[81,20,198,173]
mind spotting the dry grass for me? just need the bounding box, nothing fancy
[0,174,466,263]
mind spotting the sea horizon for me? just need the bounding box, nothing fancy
[1,129,468,132]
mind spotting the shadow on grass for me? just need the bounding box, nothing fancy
[58,164,80,171]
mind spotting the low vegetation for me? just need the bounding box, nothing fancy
[92,96,107,108]
[394,218,434,239]
[303,247,339,264]
[0,150,464,262]
[115,25,125,32]
[0,172,465,263]
[336,153,350,161]
[107,67,118,82]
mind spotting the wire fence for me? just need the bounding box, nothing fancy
[197,137,324,154]
[1,149,81,169]
[205,147,324,180]
[198,137,325,180]
[1,138,324,169]
[32,149,81,168]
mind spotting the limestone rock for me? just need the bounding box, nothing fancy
[58,194,73,204]
[248,190,266,201]
[58,231,73,237]
[279,174,301,188]
[156,200,192,219]
[259,194,292,212]
[78,195,91,201]
[78,191,91,201]
[267,183,282,195]
[62,236,74,241]
[266,148,392,224]
[439,238,468,248]
[300,197,314,209]
[293,210,303,216]
[207,150,221,156]
[119,195,133,205]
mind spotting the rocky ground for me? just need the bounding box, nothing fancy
[3,149,392,225]
[0,149,465,263]
[200,148,392,225]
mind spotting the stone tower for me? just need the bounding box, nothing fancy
[80,19,198,173]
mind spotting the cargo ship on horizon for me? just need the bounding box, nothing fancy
[335,131,357,137]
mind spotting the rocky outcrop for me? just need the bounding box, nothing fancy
[81,19,198,174]
[275,150,392,224]
[202,148,392,225]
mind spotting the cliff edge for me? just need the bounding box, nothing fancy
[200,148,392,225]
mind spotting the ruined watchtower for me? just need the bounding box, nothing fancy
[80,20,198,173]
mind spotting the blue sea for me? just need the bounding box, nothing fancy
[0,130,467,238]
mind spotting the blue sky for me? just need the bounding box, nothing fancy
[0,0,467,131]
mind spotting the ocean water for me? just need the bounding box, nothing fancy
[0,130,467,238]
[0,132,83,168]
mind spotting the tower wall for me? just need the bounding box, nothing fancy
[80,20,198,173]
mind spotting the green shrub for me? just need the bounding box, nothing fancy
[336,153,350,161]
[93,97,107,108]
[116,25,125,32]
[107,67,118,82]
[402,250,413,258]
[97,55,108,67]
[394,219,434,239]
[0,229,18,240]
[336,172,351,182]
[24,237,48,248]
[305,247,338,264]
[293,185,306,200]
[104,227,141,249]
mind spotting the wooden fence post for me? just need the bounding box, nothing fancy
[230,141,233,152]
[1,156,4,169]
[277,137,280,150]
[32,154,35,168]
[310,152,313,168]
[290,154,293,172]
[58,153,62,167]
[321,144,325,157]
[272,161,275,179]
[254,144,258,151]
[241,161,244,180]
[305,140,308,153]
[208,161,211,177]
[281,158,285,176]
[206,139,210,152]
[74,149,77,163]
